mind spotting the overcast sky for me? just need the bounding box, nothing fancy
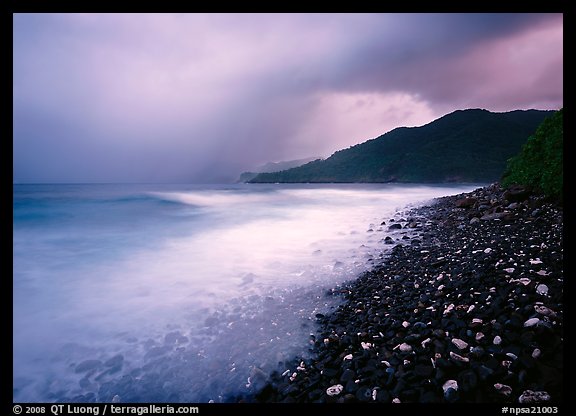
[13,13,563,183]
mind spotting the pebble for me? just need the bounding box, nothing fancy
[534,305,556,318]
[442,380,460,402]
[442,380,458,392]
[449,351,469,362]
[494,383,513,396]
[356,386,372,401]
[536,284,549,295]
[523,318,540,327]
[398,343,412,353]
[451,338,469,350]
[518,390,551,403]
[326,385,344,396]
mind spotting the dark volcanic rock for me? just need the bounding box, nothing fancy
[248,183,563,403]
[455,197,477,208]
[503,185,531,202]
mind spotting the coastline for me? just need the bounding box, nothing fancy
[242,183,563,403]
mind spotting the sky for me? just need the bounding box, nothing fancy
[13,13,563,183]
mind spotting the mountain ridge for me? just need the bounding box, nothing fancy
[248,108,556,184]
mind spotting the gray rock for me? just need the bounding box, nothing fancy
[518,390,551,403]
[442,381,460,402]
[398,343,413,353]
[534,305,557,317]
[455,198,477,208]
[449,351,469,362]
[494,383,513,396]
[523,318,541,327]
[442,379,458,392]
[536,284,549,295]
[326,384,344,396]
[451,338,468,350]
[503,185,531,202]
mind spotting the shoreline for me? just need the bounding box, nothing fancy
[240,183,563,403]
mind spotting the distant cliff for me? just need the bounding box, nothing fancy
[249,109,555,184]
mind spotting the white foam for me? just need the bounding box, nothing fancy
[13,183,481,402]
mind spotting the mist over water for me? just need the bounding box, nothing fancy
[13,183,480,402]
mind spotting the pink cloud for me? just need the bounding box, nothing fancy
[395,15,563,111]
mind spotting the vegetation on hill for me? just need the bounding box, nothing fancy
[501,108,563,201]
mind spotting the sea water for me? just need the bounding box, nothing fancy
[13,183,480,402]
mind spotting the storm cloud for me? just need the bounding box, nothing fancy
[13,13,563,183]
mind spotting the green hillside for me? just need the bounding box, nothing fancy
[249,109,554,183]
[502,108,563,200]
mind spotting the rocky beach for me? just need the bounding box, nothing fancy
[242,183,563,404]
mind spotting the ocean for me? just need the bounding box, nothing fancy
[13,182,481,402]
